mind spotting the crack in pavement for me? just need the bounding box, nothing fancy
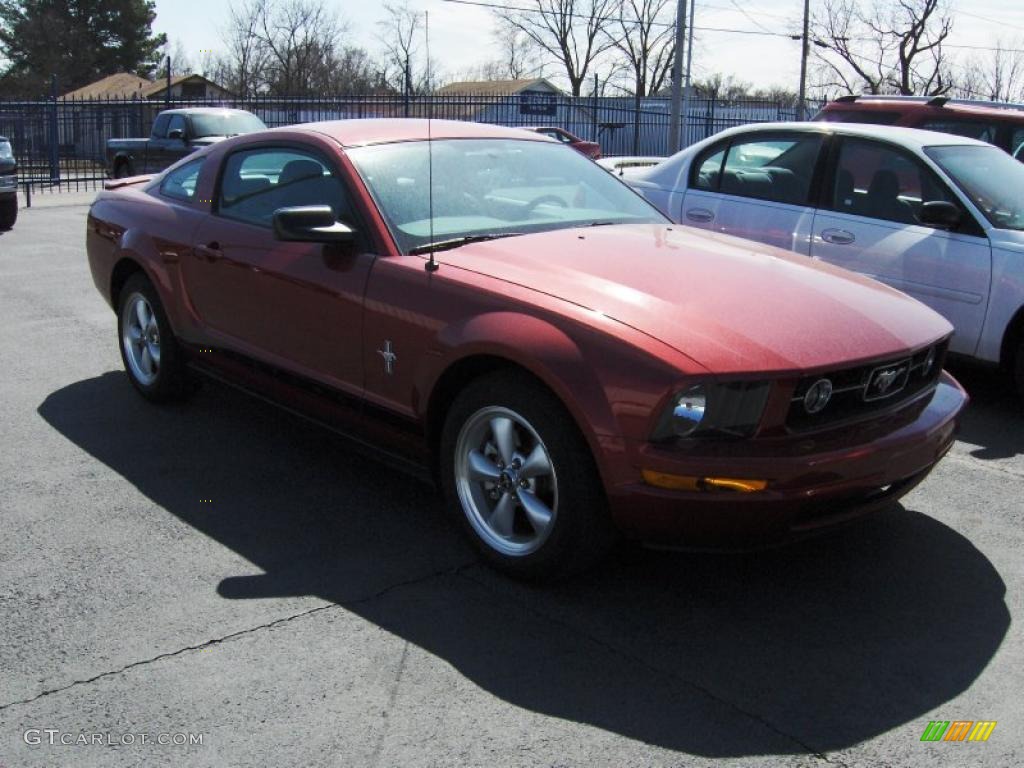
[456,566,852,768]
[0,560,475,714]
[369,640,410,768]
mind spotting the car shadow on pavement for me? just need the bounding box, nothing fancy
[39,371,1010,758]
[946,360,1023,460]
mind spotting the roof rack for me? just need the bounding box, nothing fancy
[833,93,1024,111]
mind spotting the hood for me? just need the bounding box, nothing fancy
[442,224,952,375]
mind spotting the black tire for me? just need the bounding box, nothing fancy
[113,160,132,179]
[116,273,190,403]
[440,370,616,579]
[0,197,16,230]
[1015,338,1024,402]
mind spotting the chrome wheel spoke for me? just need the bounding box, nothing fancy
[140,346,154,376]
[488,493,516,538]
[148,343,161,367]
[468,450,501,483]
[519,443,551,479]
[490,417,516,465]
[517,488,553,533]
[135,299,150,330]
[128,324,143,342]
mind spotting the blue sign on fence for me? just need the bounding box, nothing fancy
[519,92,557,116]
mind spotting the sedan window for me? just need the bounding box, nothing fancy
[158,158,202,202]
[718,134,822,205]
[829,138,958,226]
[348,139,665,254]
[918,119,998,145]
[217,148,351,228]
[926,144,1024,231]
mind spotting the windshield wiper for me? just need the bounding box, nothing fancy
[409,232,525,255]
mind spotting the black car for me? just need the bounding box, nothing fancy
[0,135,16,230]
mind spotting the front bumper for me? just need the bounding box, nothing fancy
[607,371,967,548]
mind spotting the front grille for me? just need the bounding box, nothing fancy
[787,341,947,432]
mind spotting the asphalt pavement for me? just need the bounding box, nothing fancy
[1,197,1021,768]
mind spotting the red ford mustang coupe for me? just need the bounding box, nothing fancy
[87,119,966,579]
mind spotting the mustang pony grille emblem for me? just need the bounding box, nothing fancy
[378,340,397,375]
[864,359,910,401]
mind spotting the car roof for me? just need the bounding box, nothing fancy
[281,119,555,148]
[162,108,256,117]
[822,98,1024,120]
[714,121,992,149]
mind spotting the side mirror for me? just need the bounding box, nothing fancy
[273,205,356,243]
[919,200,961,230]
[168,128,185,141]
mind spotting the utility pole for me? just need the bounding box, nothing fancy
[680,0,695,148]
[798,0,810,120]
[667,0,688,154]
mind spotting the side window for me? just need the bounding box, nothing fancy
[159,159,202,202]
[719,134,822,205]
[217,147,350,228]
[828,138,959,226]
[691,144,726,191]
[1011,128,1024,162]
[151,114,170,138]
[166,115,187,138]
[918,119,998,145]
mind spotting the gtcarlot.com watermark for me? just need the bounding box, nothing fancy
[24,729,204,747]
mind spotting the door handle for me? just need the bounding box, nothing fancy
[195,241,222,262]
[685,208,714,223]
[820,228,855,245]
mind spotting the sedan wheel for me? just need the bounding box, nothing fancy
[441,370,616,579]
[455,406,558,557]
[116,273,190,402]
[122,292,162,386]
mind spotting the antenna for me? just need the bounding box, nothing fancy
[424,9,439,273]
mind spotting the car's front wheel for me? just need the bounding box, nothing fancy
[117,273,189,402]
[0,196,16,230]
[1015,338,1024,401]
[441,371,615,579]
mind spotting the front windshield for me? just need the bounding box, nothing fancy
[348,138,668,253]
[925,144,1024,231]
[190,112,266,139]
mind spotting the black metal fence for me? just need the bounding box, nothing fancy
[0,93,817,199]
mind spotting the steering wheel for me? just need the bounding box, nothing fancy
[521,194,568,216]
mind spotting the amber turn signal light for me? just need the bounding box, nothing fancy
[642,470,767,493]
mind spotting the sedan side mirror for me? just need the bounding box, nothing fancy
[168,128,186,141]
[273,205,356,243]
[919,200,961,230]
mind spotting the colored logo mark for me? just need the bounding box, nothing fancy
[920,720,996,742]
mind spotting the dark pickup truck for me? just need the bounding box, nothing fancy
[106,108,266,178]
[0,135,16,230]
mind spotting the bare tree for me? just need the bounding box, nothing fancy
[158,39,194,78]
[216,0,272,97]
[811,0,953,96]
[955,41,1024,102]
[609,0,675,97]
[258,0,346,96]
[495,0,620,96]
[377,0,424,94]
[491,17,542,80]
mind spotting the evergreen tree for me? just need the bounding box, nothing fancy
[0,0,167,97]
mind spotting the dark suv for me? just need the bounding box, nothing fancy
[814,95,1024,161]
[0,135,16,229]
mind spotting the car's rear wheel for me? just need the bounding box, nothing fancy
[1015,338,1024,401]
[0,197,16,230]
[440,371,615,579]
[117,273,189,402]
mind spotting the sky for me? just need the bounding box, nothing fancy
[151,0,1024,94]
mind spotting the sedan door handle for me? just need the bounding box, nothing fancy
[820,228,855,245]
[685,208,714,223]
[195,241,222,262]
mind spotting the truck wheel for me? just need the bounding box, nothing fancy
[114,160,132,179]
[0,197,16,230]
[1015,338,1024,402]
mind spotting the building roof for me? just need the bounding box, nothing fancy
[61,72,230,100]
[435,78,561,96]
[61,73,154,99]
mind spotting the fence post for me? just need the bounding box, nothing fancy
[632,90,641,155]
[49,74,60,183]
[592,74,598,142]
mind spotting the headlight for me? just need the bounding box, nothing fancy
[652,381,771,441]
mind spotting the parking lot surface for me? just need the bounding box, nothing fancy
[1,198,1022,767]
